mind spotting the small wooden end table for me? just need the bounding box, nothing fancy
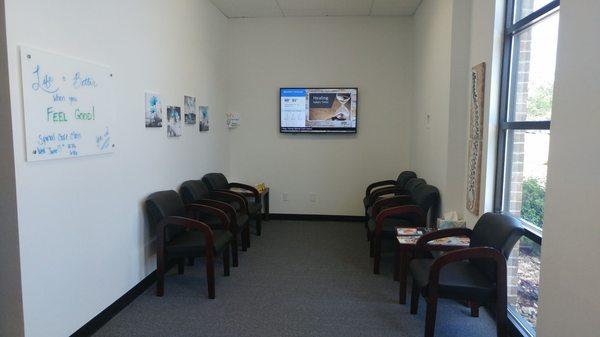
[229,187,270,221]
[395,229,470,304]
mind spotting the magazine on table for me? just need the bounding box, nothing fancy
[396,228,423,236]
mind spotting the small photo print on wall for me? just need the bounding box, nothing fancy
[199,106,209,131]
[145,93,162,127]
[184,96,196,125]
[167,106,182,137]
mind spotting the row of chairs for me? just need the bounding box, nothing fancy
[363,171,440,274]
[363,171,525,337]
[145,173,263,299]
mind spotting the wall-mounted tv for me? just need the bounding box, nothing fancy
[280,88,358,133]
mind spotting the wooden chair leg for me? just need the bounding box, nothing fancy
[206,253,215,299]
[178,258,185,275]
[410,282,420,314]
[497,293,508,337]
[223,248,230,276]
[373,239,381,274]
[241,227,248,251]
[187,257,195,266]
[470,301,480,317]
[256,214,262,236]
[156,252,165,297]
[424,297,438,337]
[231,236,239,267]
[246,226,251,248]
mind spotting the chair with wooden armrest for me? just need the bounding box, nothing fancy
[370,184,440,274]
[409,213,524,337]
[363,171,417,228]
[202,173,264,236]
[145,190,234,299]
[180,180,251,267]
[365,178,427,224]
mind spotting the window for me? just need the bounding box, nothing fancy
[495,0,559,335]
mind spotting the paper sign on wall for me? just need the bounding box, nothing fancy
[20,46,116,161]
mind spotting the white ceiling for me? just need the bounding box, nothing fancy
[210,0,423,18]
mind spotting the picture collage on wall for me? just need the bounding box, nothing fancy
[184,96,196,125]
[145,93,162,128]
[199,106,209,131]
[144,92,210,136]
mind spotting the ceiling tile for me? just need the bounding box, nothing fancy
[210,0,423,18]
[370,0,422,16]
[277,0,371,13]
[210,0,283,18]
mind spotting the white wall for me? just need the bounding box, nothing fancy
[226,17,414,216]
[462,0,505,227]
[411,0,474,218]
[0,0,25,336]
[411,0,453,199]
[536,1,600,336]
[5,0,229,336]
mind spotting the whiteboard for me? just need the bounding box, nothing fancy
[20,46,116,161]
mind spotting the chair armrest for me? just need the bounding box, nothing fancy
[185,204,230,231]
[228,182,260,203]
[367,186,409,206]
[366,180,398,197]
[374,205,426,236]
[416,228,473,250]
[211,190,249,214]
[428,247,507,292]
[194,199,238,226]
[158,216,214,248]
[372,195,413,217]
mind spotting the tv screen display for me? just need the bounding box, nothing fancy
[280,88,358,133]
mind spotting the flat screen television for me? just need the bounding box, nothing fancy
[280,88,358,133]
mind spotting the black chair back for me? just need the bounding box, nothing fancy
[145,190,186,242]
[180,180,211,204]
[470,213,525,281]
[412,184,439,213]
[203,173,229,191]
[397,171,417,187]
[405,178,427,194]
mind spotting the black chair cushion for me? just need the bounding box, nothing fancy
[405,178,427,194]
[165,230,232,256]
[469,213,524,281]
[412,184,439,214]
[410,258,496,302]
[246,201,262,215]
[196,213,249,234]
[202,173,229,191]
[145,190,187,242]
[397,171,417,187]
[367,217,411,236]
[180,180,211,204]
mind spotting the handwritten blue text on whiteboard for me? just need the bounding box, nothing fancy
[20,46,116,161]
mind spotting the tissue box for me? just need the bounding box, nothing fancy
[437,218,467,229]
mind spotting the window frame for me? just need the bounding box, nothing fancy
[494,1,560,336]
[495,0,560,244]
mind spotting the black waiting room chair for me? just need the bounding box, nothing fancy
[180,180,251,267]
[202,173,263,235]
[363,171,417,222]
[364,177,427,232]
[409,212,524,337]
[145,190,233,299]
[369,183,439,274]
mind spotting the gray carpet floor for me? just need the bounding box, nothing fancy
[94,220,496,337]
